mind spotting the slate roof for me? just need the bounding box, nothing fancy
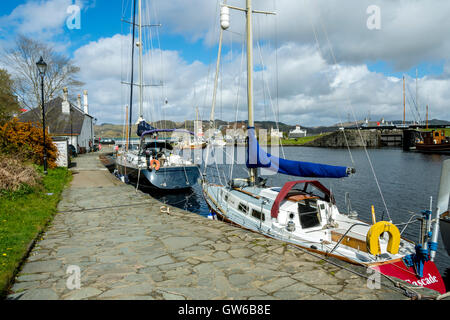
[19,97,92,136]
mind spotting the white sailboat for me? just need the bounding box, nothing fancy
[202,0,447,294]
[115,0,200,190]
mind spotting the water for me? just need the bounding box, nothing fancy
[137,146,450,285]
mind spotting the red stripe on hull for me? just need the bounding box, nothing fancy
[371,260,446,294]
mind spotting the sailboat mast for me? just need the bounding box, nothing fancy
[128,0,137,140]
[219,0,274,185]
[246,0,257,184]
[416,69,419,124]
[403,75,405,125]
[246,0,254,128]
[138,0,144,120]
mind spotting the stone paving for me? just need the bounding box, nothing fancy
[6,151,418,300]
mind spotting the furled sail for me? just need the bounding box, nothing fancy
[137,120,156,137]
[246,127,352,178]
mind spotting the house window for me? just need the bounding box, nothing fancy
[251,209,265,221]
[238,203,248,214]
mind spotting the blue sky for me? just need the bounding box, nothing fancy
[1,0,449,126]
[366,60,445,79]
[0,0,213,63]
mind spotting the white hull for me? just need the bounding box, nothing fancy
[202,182,415,266]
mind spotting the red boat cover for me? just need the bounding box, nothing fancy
[270,180,331,219]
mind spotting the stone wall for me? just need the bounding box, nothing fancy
[304,130,381,148]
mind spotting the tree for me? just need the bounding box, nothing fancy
[0,69,20,125]
[2,35,84,122]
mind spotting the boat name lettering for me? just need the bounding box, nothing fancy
[404,273,439,287]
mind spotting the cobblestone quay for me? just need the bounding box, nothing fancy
[6,150,430,300]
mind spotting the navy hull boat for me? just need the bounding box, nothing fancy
[116,127,200,190]
[116,0,200,190]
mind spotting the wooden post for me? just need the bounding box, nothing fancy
[371,205,377,225]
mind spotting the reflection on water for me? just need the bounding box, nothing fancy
[135,146,450,284]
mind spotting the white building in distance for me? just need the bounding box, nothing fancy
[288,125,307,138]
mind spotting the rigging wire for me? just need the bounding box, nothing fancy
[254,25,286,159]
[305,6,354,166]
[305,0,391,221]
[229,36,246,181]
[201,0,222,122]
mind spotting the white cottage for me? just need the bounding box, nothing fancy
[19,88,95,153]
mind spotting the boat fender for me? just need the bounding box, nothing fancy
[150,159,160,170]
[366,221,401,255]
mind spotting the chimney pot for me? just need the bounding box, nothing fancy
[83,90,89,114]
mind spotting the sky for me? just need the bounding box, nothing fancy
[0,0,449,127]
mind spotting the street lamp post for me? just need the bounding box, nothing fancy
[36,56,48,174]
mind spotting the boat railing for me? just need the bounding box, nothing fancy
[327,223,368,256]
[396,213,421,236]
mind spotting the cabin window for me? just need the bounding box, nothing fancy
[238,203,249,214]
[297,199,321,229]
[251,209,265,221]
[224,194,228,202]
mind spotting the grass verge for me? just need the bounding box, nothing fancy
[262,134,327,146]
[279,135,322,145]
[0,167,72,298]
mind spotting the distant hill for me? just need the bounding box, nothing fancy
[334,119,450,127]
[95,118,450,139]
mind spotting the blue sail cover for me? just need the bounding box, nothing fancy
[137,120,156,137]
[246,127,349,178]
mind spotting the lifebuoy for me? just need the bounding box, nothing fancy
[150,159,160,170]
[366,221,401,256]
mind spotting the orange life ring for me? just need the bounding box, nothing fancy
[150,159,160,171]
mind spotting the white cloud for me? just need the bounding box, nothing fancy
[71,32,450,127]
[0,0,77,39]
[153,0,450,70]
[3,0,450,127]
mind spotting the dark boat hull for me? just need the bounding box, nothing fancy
[117,163,200,190]
[415,143,450,154]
